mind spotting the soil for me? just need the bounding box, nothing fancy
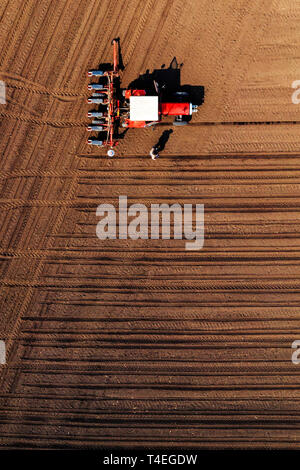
[1,0,300,449]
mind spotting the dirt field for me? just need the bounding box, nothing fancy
[1,0,300,449]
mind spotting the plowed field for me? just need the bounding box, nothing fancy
[1,0,300,449]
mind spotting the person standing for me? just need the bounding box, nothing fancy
[149,129,173,160]
[149,146,159,160]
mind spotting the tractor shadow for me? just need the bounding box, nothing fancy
[127,57,205,105]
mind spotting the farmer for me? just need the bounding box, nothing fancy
[149,129,173,160]
[149,146,159,160]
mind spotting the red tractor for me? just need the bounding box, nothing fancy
[122,89,198,128]
[87,40,199,156]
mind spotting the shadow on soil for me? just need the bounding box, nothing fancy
[94,48,205,106]
[153,129,174,152]
[127,57,205,106]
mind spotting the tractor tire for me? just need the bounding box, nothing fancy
[173,91,189,102]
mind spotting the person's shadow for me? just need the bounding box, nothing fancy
[154,129,173,151]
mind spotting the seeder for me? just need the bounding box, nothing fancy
[87,39,199,157]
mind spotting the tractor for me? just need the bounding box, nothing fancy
[87,39,199,157]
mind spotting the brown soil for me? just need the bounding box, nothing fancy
[1,0,300,449]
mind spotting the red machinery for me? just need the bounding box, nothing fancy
[122,89,197,129]
[87,40,199,156]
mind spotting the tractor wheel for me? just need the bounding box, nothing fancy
[107,149,115,157]
[173,91,189,102]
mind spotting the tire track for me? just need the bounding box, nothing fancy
[0,111,87,127]
[0,72,88,98]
